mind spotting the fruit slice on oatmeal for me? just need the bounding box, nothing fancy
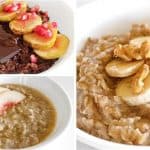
[0,87,25,115]
[9,12,42,34]
[0,0,27,22]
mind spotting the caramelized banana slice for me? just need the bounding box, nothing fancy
[0,1,27,22]
[105,59,144,77]
[23,22,58,50]
[116,74,150,106]
[9,12,42,34]
[34,34,69,59]
[130,36,150,48]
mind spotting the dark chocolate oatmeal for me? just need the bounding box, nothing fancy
[0,11,58,74]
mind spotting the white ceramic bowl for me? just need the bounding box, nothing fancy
[0,76,72,149]
[26,0,74,75]
[77,1,150,150]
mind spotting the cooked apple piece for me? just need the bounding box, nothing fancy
[23,23,58,50]
[0,1,27,22]
[105,59,144,77]
[116,74,150,106]
[130,36,150,48]
[34,34,69,59]
[9,12,42,34]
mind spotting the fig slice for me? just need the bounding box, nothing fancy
[105,59,144,77]
[23,23,58,50]
[0,1,27,22]
[34,34,69,59]
[9,12,42,34]
[116,74,150,106]
[130,36,150,48]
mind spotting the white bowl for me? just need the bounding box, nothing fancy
[0,76,72,149]
[77,1,150,150]
[27,0,74,75]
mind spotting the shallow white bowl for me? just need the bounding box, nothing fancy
[77,1,150,150]
[26,0,74,75]
[0,76,72,149]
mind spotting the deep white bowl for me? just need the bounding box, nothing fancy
[0,76,72,149]
[77,1,150,150]
[26,0,74,75]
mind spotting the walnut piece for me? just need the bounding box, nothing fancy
[132,64,149,94]
[114,42,150,61]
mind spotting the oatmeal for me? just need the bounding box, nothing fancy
[0,84,56,149]
[77,24,150,145]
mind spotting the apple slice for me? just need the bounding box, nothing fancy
[23,22,58,50]
[0,1,27,22]
[34,34,69,59]
[9,12,42,34]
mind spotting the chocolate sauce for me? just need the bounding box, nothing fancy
[0,25,21,63]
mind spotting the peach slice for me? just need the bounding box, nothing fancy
[0,1,27,22]
[34,34,69,59]
[9,12,42,34]
[23,23,58,50]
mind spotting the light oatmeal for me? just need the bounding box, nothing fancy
[0,84,56,149]
[77,24,150,145]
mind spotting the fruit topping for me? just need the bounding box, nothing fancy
[30,5,40,13]
[9,12,42,34]
[0,1,27,22]
[34,24,52,38]
[116,74,150,106]
[34,34,69,59]
[0,88,25,115]
[3,2,21,13]
[105,60,144,77]
[23,22,58,50]
[30,54,37,63]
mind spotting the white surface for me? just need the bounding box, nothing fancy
[77,0,150,150]
[26,0,74,76]
[0,77,75,150]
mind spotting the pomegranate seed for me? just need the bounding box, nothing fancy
[43,23,49,29]
[34,25,52,38]
[51,22,58,28]
[30,54,37,63]
[3,3,21,12]
[30,5,40,12]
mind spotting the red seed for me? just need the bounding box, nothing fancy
[30,5,40,12]
[3,3,21,12]
[30,54,38,63]
[34,25,52,38]
[51,21,58,28]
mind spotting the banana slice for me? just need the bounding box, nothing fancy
[34,34,69,59]
[116,74,150,106]
[23,23,58,50]
[130,36,150,48]
[9,12,42,34]
[0,1,27,22]
[105,59,144,77]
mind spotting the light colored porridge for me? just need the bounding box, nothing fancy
[0,84,56,149]
[77,24,150,145]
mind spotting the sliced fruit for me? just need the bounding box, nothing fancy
[23,22,58,50]
[116,74,150,106]
[9,12,42,34]
[0,90,26,115]
[130,36,150,48]
[0,1,27,22]
[34,34,69,59]
[105,59,144,77]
